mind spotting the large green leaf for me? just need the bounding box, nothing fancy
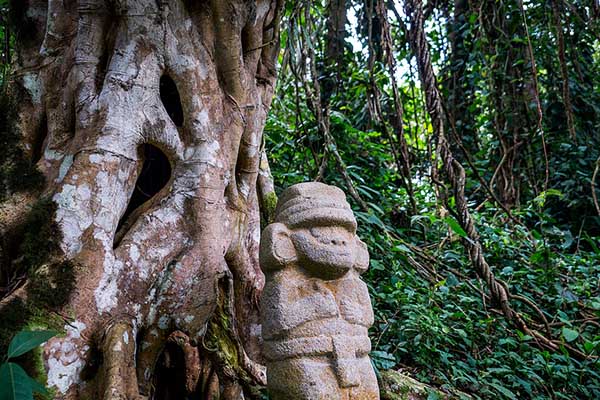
[7,330,58,359]
[0,362,33,400]
[562,327,579,343]
[443,217,467,238]
[26,374,49,396]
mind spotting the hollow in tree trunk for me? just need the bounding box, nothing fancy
[0,0,282,399]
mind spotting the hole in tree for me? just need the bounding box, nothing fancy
[113,144,171,248]
[160,75,184,127]
[96,47,110,93]
[79,343,103,382]
[151,342,188,400]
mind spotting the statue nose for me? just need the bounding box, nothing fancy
[331,239,347,245]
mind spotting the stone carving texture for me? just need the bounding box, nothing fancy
[260,182,380,400]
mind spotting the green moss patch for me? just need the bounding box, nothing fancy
[28,260,76,310]
[262,191,278,226]
[0,199,75,369]
[17,198,61,273]
[0,259,75,359]
[203,282,264,397]
[379,370,471,400]
[203,285,241,378]
[0,89,45,200]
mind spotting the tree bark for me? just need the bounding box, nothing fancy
[445,0,480,160]
[0,0,282,399]
[320,0,346,102]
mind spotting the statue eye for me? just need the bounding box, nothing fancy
[309,227,322,237]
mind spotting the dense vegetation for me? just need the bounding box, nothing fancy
[1,0,599,399]
[265,1,600,399]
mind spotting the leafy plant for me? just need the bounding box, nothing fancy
[265,1,600,398]
[0,330,56,400]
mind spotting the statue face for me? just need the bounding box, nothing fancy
[290,225,358,279]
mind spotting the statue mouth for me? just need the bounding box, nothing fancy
[292,232,355,278]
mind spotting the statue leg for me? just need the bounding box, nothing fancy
[349,356,380,400]
[267,358,343,400]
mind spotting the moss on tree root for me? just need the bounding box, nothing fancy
[380,370,472,400]
[0,198,76,394]
[0,89,44,200]
[203,282,264,397]
[204,286,242,378]
[262,191,278,225]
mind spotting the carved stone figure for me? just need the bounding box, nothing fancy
[260,182,380,400]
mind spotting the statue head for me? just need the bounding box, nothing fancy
[260,182,369,280]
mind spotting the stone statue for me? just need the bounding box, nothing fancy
[260,182,380,400]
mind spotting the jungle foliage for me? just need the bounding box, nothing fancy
[0,0,599,399]
[264,0,600,399]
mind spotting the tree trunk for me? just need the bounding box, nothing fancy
[479,0,533,209]
[445,0,480,160]
[0,0,282,399]
[320,0,346,102]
